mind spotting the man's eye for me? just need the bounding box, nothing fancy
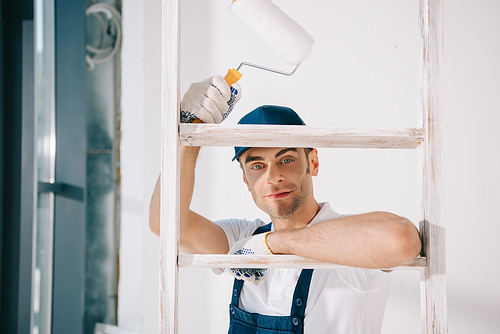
[282,158,293,164]
[251,164,264,170]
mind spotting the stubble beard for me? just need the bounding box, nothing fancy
[256,180,311,220]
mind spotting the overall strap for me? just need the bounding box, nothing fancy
[231,222,273,304]
[231,278,244,305]
[290,269,314,318]
[253,222,272,235]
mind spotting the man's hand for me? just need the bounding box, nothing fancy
[227,232,273,286]
[180,75,242,124]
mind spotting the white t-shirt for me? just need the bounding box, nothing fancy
[215,202,391,334]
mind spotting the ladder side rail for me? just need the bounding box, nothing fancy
[418,0,447,333]
[160,0,181,333]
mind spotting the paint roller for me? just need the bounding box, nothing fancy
[224,0,314,85]
[192,0,314,123]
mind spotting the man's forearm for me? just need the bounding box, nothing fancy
[179,146,201,224]
[266,212,422,269]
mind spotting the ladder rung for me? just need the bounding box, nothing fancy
[178,254,426,270]
[180,124,425,149]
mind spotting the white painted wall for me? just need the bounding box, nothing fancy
[119,0,500,333]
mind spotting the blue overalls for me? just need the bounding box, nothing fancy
[228,223,314,334]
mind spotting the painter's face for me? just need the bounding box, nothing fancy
[240,147,318,219]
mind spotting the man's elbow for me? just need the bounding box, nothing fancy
[149,219,160,236]
[149,202,160,236]
[394,219,422,264]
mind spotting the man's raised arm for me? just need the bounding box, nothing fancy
[148,75,242,254]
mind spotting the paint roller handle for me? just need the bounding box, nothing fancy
[190,69,242,123]
[224,68,243,86]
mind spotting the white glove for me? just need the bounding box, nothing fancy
[180,75,242,124]
[227,232,273,286]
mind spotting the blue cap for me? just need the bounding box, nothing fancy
[232,105,307,161]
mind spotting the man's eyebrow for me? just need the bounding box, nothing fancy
[244,155,264,164]
[244,148,299,165]
[275,148,298,158]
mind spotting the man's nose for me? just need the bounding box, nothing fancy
[267,164,284,184]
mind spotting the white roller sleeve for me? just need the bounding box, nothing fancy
[229,0,314,66]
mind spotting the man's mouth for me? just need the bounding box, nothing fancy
[266,191,292,199]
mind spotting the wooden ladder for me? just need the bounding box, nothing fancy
[158,0,446,333]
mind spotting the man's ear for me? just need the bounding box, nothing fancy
[240,165,251,191]
[309,149,319,177]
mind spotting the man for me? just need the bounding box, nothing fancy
[149,75,422,333]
